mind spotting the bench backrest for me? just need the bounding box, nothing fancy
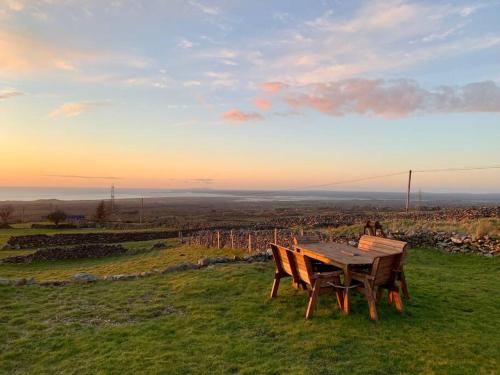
[291,248,315,285]
[358,235,407,254]
[270,243,296,277]
[371,253,402,285]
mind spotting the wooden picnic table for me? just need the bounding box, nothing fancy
[294,242,386,314]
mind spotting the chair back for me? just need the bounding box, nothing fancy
[358,235,408,268]
[358,235,407,253]
[371,253,402,286]
[270,243,296,277]
[290,248,315,285]
[293,232,320,246]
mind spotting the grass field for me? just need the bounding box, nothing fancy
[0,240,246,281]
[1,248,499,374]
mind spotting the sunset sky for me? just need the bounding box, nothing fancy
[1,0,499,192]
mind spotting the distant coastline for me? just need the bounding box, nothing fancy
[0,187,499,204]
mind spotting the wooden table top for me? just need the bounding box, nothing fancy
[295,242,383,267]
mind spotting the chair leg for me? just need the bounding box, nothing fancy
[365,281,378,321]
[333,276,344,311]
[270,273,281,298]
[375,287,384,303]
[305,280,321,319]
[388,289,394,305]
[399,271,410,299]
[390,287,404,313]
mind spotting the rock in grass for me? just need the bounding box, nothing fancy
[39,280,67,286]
[72,272,98,283]
[198,257,210,267]
[151,242,167,250]
[0,278,12,286]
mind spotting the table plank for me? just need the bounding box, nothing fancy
[296,242,382,266]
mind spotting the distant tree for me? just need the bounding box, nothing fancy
[0,205,14,225]
[47,209,67,226]
[93,200,109,224]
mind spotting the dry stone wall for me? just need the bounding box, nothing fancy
[1,244,127,263]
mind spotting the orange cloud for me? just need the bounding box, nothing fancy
[0,31,148,76]
[253,97,272,110]
[220,109,263,123]
[50,101,109,118]
[0,89,24,100]
[260,81,284,93]
[285,79,500,118]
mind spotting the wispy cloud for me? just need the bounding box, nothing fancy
[257,1,499,85]
[220,109,263,123]
[0,31,149,77]
[177,38,195,49]
[4,0,24,12]
[189,1,219,15]
[46,174,121,180]
[205,71,237,87]
[187,178,215,184]
[285,79,500,118]
[253,97,272,110]
[260,82,284,93]
[50,101,109,118]
[0,88,24,100]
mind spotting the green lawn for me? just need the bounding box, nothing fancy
[1,249,498,374]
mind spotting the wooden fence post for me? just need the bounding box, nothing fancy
[230,230,234,249]
[217,231,220,249]
[178,231,183,244]
[248,233,252,254]
[274,228,278,244]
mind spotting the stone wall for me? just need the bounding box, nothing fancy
[3,231,183,249]
[264,207,499,228]
[186,228,499,257]
[1,244,127,263]
[3,225,280,250]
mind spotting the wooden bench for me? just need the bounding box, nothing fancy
[269,243,307,297]
[350,252,404,321]
[358,235,409,299]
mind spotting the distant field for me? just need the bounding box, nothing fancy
[1,249,499,374]
[0,240,245,281]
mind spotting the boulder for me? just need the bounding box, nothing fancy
[198,257,210,267]
[72,272,98,283]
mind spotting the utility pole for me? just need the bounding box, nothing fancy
[110,184,115,214]
[139,197,144,224]
[405,170,412,213]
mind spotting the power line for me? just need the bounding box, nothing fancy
[413,165,500,173]
[286,165,500,191]
[287,171,408,190]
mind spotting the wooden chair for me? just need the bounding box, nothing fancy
[292,232,320,246]
[269,243,306,298]
[292,248,344,319]
[358,235,410,299]
[293,232,338,273]
[350,253,403,321]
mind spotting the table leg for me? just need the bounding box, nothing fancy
[343,266,351,314]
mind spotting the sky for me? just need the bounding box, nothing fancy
[0,0,499,193]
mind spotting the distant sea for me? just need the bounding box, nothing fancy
[0,187,499,204]
[0,187,232,201]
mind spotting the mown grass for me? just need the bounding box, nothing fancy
[0,240,245,281]
[0,248,499,374]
